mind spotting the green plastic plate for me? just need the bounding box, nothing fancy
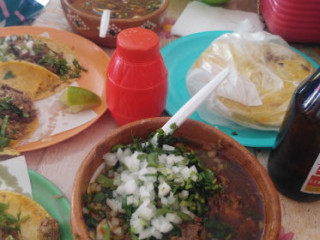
[161,31,319,147]
[28,169,73,240]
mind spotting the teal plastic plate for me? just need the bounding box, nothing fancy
[161,31,318,148]
[28,169,73,240]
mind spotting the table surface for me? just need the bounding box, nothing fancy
[15,0,320,239]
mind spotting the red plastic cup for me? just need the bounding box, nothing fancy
[106,28,168,126]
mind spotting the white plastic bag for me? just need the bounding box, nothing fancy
[186,31,315,131]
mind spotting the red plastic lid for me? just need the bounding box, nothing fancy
[116,28,160,62]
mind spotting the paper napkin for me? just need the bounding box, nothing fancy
[171,1,264,37]
[17,82,98,146]
[0,156,32,198]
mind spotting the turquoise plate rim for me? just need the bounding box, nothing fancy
[28,169,73,240]
[161,31,319,148]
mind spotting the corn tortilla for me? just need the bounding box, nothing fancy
[0,34,86,100]
[0,61,71,100]
[190,39,315,130]
[0,190,54,240]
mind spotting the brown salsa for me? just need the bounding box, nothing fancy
[71,0,163,19]
[195,141,265,240]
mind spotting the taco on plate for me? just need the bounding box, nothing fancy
[0,61,72,101]
[0,190,60,240]
[0,34,86,100]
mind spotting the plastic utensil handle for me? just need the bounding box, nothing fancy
[162,67,230,134]
[99,9,110,38]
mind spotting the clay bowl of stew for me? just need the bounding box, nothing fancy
[71,117,281,240]
[61,0,169,47]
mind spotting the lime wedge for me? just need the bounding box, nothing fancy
[60,86,101,113]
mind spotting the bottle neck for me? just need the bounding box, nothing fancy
[296,68,320,117]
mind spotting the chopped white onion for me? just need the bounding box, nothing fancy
[158,182,171,197]
[101,141,203,239]
[103,152,118,167]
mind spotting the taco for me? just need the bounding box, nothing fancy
[0,61,72,101]
[0,85,37,155]
[0,34,86,100]
[0,190,60,240]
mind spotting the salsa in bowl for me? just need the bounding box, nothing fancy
[71,117,281,240]
[71,0,164,19]
[60,0,168,47]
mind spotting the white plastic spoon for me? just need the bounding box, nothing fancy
[99,9,110,38]
[152,67,231,144]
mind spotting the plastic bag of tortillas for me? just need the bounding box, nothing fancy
[186,31,315,131]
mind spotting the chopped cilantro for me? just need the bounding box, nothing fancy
[203,217,235,239]
[96,175,115,189]
[0,115,10,150]
[92,192,105,203]
[3,71,15,80]
[0,202,30,234]
[102,222,111,240]
[0,97,29,119]
[122,195,136,220]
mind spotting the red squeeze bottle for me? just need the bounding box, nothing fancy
[106,28,168,126]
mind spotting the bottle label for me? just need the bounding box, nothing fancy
[301,153,320,194]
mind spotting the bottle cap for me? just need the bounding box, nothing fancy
[116,28,160,62]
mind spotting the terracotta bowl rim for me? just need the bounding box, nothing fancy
[71,117,281,240]
[61,0,169,23]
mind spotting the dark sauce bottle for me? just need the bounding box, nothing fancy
[268,67,320,202]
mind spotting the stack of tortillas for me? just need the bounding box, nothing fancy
[187,32,315,130]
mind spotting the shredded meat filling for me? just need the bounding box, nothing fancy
[40,217,60,240]
[0,85,37,140]
[0,227,22,240]
[170,217,203,240]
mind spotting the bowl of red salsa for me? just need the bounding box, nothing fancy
[71,117,281,240]
[61,0,169,47]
